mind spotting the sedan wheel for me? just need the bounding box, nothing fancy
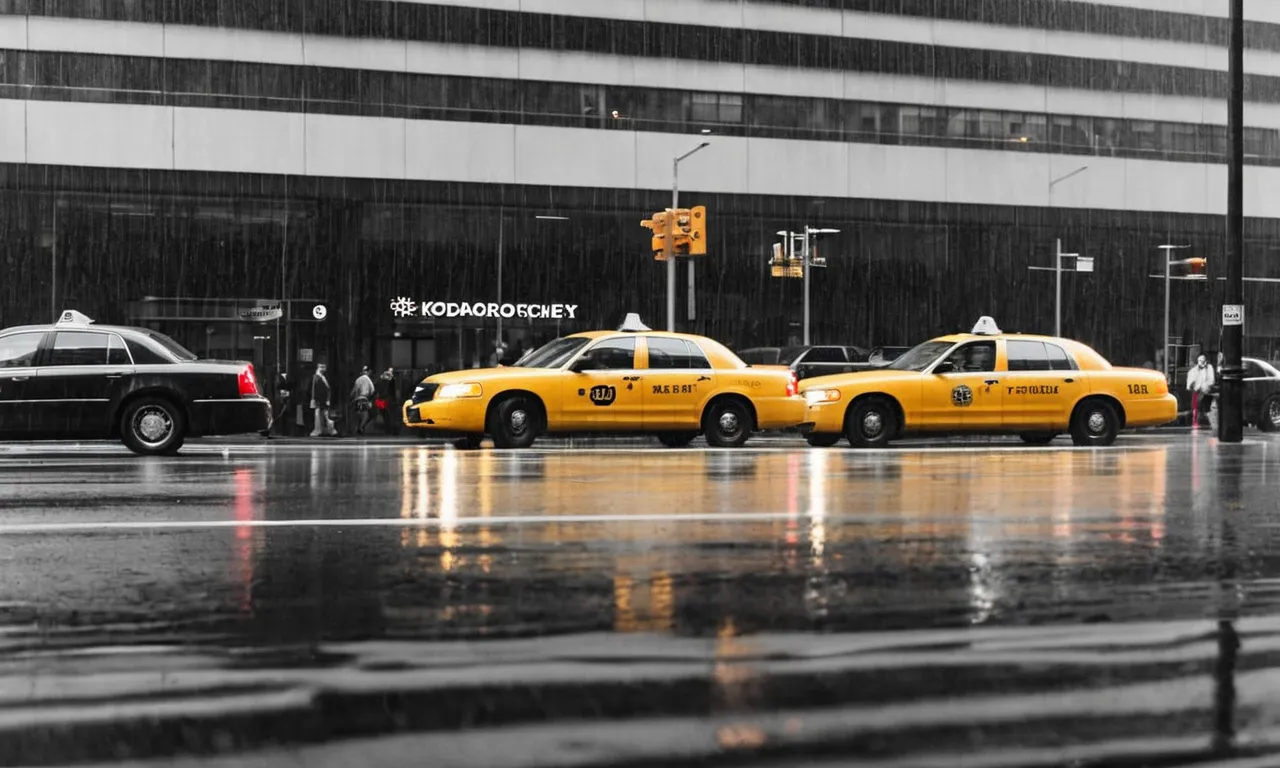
[703,400,752,448]
[488,396,541,449]
[845,398,895,448]
[1261,395,1280,432]
[121,397,186,456]
[1070,399,1119,447]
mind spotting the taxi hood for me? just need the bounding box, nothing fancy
[801,368,923,390]
[423,367,562,385]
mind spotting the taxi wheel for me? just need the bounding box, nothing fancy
[489,395,541,449]
[703,399,753,448]
[1019,432,1057,445]
[658,432,698,448]
[1070,399,1119,447]
[805,433,841,447]
[1259,395,1280,432]
[845,397,895,448]
[120,396,186,456]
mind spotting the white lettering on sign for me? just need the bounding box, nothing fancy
[1223,304,1245,327]
[390,297,579,321]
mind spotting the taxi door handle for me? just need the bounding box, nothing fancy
[985,379,999,385]
[697,375,711,382]
[1064,378,1075,383]
[8,376,28,382]
[105,373,124,379]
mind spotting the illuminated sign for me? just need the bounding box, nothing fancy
[390,297,579,320]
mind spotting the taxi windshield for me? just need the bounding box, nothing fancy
[513,337,590,368]
[887,340,956,372]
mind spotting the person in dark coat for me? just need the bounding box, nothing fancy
[310,364,337,437]
[375,367,401,435]
[270,371,293,437]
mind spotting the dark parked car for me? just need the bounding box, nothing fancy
[868,345,913,366]
[739,345,871,380]
[0,310,272,455]
[1241,357,1280,431]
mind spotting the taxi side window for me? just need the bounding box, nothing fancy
[945,341,996,373]
[647,337,708,369]
[47,332,110,367]
[125,337,171,365]
[1006,340,1051,371]
[585,337,635,370]
[1244,360,1264,379]
[0,332,43,369]
[107,335,132,365]
[1044,343,1078,371]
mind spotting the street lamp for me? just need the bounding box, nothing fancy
[668,141,711,332]
[1047,165,1089,338]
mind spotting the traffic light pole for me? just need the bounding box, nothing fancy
[802,229,812,345]
[1221,0,1245,443]
[669,142,710,332]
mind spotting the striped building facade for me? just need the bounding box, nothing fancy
[2,0,1279,386]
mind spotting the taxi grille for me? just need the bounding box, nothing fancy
[411,383,439,405]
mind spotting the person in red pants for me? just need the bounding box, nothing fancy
[1186,353,1216,428]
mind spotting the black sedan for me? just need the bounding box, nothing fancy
[0,310,271,455]
[1243,357,1280,431]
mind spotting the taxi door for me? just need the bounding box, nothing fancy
[0,330,45,437]
[1000,339,1083,430]
[918,340,1004,431]
[560,336,644,430]
[34,330,136,436]
[641,336,716,430]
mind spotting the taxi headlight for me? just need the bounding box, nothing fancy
[437,382,484,400]
[805,388,842,406]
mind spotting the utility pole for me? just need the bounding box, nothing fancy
[1220,0,1245,443]
[802,229,812,345]
[668,142,710,331]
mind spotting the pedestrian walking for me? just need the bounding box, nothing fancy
[375,367,400,435]
[310,364,337,437]
[351,365,376,436]
[1187,353,1216,429]
[272,371,293,437]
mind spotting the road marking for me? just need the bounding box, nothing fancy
[0,511,856,534]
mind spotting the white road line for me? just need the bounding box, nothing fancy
[0,511,841,534]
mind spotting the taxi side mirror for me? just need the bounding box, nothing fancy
[933,360,956,375]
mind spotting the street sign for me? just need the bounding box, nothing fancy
[1223,304,1245,326]
[1076,256,1094,273]
[312,304,328,320]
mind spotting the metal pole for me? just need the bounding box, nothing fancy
[496,207,504,349]
[51,202,58,317]
[1164,251,1171,384]
[1055,238,1062,338]
[802,228,811,345]
[667,160,678,332]
[1221,0,1245,443]
[687,258,696,324]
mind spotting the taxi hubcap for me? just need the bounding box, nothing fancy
[1087,411,1107,435]
[862,412,884,437]
[509,409,528,434]
[135,408,172,444]
[719,411,739,433]
[1270,400,1280,426]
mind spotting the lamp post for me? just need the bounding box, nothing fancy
[1047,165,1089,337]
[668,142,711,332]
[778,227,840,345]
[1160,244,1195,382]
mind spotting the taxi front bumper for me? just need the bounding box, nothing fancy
[402,397,488,434]
[804,401,847,434]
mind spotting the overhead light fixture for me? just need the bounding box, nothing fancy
[701,128,712,134]
[535,215,570,221]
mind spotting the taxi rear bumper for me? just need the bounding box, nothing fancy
[1123,394,1179,428]
[753,396,808,431]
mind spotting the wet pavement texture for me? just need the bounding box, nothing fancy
[1,434,1278,766]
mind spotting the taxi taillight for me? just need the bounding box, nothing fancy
[786,371,799,398]
[238,364,260,397]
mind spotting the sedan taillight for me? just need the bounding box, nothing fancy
[238,364,260,397]
[786,371,799,398]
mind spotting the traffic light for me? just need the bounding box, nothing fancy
[1187,257,1207,276]
[1170,257,1209,279]
[687,205,707,256]
[641,210,672,260]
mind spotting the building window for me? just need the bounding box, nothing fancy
[688,92,743,124]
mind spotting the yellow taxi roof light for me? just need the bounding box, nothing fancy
[618,313,651,332]
[971,316,1002,336]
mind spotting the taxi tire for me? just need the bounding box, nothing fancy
[120,396,186,456]
[1019,432,1057,445]
[805,433,842,447]
[1069,399,1119,447]
[845,397,895,448]
[658,432,698,448]
[1259,395,1280,432]
[703,399,753,448]
[489,395,541,449]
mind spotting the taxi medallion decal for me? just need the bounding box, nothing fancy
[951,385,973,407]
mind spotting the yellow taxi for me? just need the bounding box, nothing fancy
[403,315,805,448]
[799,317,1177,448]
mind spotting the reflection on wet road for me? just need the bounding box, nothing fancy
[2,436,1280,766]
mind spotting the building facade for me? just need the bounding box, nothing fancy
[3,0,1280,391]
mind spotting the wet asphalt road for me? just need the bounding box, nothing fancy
[3,433,1280,766]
